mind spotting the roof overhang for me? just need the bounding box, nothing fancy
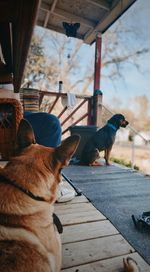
[37,0,137,44]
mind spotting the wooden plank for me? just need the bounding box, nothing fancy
[62,234,135,269]
[56,195,88,205]
[62,220,118,244]
[61,252,150,272]
[55,202,98,215]
[59,209,105,226]
[86,0,110,10]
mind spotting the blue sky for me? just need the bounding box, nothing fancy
[101,0,150,106]
[36,0,150,109]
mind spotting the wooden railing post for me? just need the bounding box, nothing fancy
[87,97,92,125]
[93,90,103,127]
[92,33,103,127]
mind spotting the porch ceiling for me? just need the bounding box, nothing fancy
[37,0,137,44]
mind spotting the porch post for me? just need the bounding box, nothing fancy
[94,33,101,92]
[92,33,103,127]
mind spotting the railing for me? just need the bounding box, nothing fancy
[39,91,93,135]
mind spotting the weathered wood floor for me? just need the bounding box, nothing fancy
[55,173,150,272]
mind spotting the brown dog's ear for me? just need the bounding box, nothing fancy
[54,134,80,167]
[16,119,36,150]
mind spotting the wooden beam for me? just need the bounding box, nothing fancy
[86,0,110,11]
[43,0,58,27]
[58,106,67,119]
[53,8,95,28]
[0,23,13,74]
[62,113,88,135]
[48,93,60,113]
[87,97,93,125]
[94,34,102,92]
[39,92,44,107]
[0,0,16,21]
[61,99,88,126]
[40,3,96,28]
[84,0,137,44]
[39,91,91,99]
[12,0,41,92]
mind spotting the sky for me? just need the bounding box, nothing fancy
[36,0,150,110]
[100,0,150,107]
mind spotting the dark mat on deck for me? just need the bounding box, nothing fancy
[62,165,150,264]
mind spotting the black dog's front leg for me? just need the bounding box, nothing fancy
[104,148,112,165]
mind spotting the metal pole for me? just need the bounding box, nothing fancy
[131,135,135,169]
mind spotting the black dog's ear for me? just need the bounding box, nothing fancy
[16,119,36,150]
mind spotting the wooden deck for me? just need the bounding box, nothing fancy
[55,173,150,272]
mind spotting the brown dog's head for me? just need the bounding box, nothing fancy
[10,119,80,203]
[108,114,129,129]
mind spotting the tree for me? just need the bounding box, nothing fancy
[102,20,149,81]
[23,35,61,90]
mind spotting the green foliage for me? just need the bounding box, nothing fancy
[111,157,139,171]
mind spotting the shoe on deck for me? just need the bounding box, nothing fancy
[56,183,75,203]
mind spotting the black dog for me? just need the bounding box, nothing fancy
[80,114,129,166]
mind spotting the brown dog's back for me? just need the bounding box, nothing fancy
[0,239,50,272]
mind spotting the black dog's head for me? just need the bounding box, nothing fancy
[107,114,129,129]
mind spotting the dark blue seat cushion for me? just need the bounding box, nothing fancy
[24,112,61,148]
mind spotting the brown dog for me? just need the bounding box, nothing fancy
[0,119,80,272]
